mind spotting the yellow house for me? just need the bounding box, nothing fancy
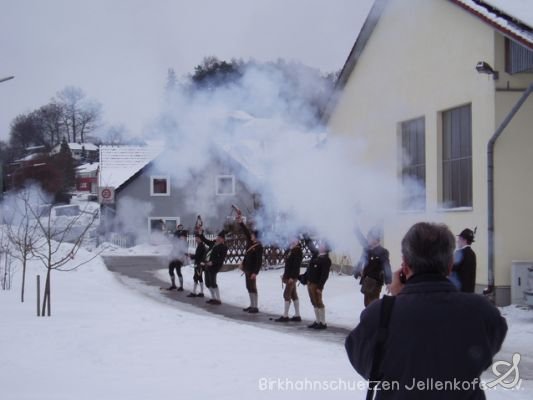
[326,0,533,306]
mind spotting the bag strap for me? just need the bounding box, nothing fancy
[366,295,396,400]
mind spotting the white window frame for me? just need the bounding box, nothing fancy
[149,217,179,233]
[216,175,235,196]
[150,175,171,196]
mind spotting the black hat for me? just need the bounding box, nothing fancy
[458,228,475,244]
[217,230,226,239]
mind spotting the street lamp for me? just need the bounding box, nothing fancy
[0,76,15,83]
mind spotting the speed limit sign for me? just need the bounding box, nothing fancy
[99,187,115,204]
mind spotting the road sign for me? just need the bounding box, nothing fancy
[99,187,115,204]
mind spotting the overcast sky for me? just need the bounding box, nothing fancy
[0,0,374,141]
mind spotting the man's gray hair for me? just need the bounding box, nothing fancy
[401,222,455,276]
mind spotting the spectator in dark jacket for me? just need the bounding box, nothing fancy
[345,222,507,400]
[304,237,331,330]
[450,228,477,293]
[275,238,303,322]
[237,214,263,314]
[199,229,228,305]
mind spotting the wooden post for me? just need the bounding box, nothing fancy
[37,275,41,317]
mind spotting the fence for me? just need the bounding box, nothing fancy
[105,231,318,269]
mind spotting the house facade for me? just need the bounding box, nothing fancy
[327,0,533,305]
[51,142,99,162]
[98,143,257,241]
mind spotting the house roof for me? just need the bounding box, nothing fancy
[76,162,99,174]
[67,142,99,151]
[451,0,533,49]
[98,142,165,189]
[324,0,533,123]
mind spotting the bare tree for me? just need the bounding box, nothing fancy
[55,86,102,143]
[31,201,100,316]
[0,228,16,291]
[3,187,43,302]
[4,185,102,316]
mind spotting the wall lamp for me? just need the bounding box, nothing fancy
[476,61,499,80]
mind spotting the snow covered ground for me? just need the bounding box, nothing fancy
[1,241,532,400]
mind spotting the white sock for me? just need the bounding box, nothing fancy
[314,308,319,323]
[199,282,204,294]
[178,277,183,288]
[248,293,254,307]
[193,283,198,294]
[293,300,300,317]
[253,293,258,308]
[283,301,290,317]
[214,288,220,301]
[209,288,215,299]
[318,308,326,324]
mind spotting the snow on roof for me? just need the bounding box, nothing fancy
[484,0,533,28]
[67,143,99,151]
[76,162,99,174]
[98,142,164,189]
[453,0,533,48]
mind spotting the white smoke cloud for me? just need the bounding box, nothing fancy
[118,62,425,259]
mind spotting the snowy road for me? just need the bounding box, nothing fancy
[102,254,351,344]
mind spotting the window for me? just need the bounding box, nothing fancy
[150,218,179,233]
[442,104,472,208]
[151,176,170,196]
[216,175,235,196]
[400,117,426,210]
[506,38,533,74]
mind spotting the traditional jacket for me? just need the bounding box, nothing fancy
[239,222,263,275]
[283,243,303,280]
[200,234,228,271]
[453,245,477,293]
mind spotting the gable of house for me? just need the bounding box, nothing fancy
[327,0,533,306]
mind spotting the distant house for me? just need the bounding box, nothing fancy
[50,142,99,162]
[326,0,533,305]
[75,162,99,193]
[98,142,257,239]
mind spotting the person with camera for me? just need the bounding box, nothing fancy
[345,222,507,399]
[353,225,392,307]
[303,236,331,330]
[275,237,303,322]
[236,213,263,314]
